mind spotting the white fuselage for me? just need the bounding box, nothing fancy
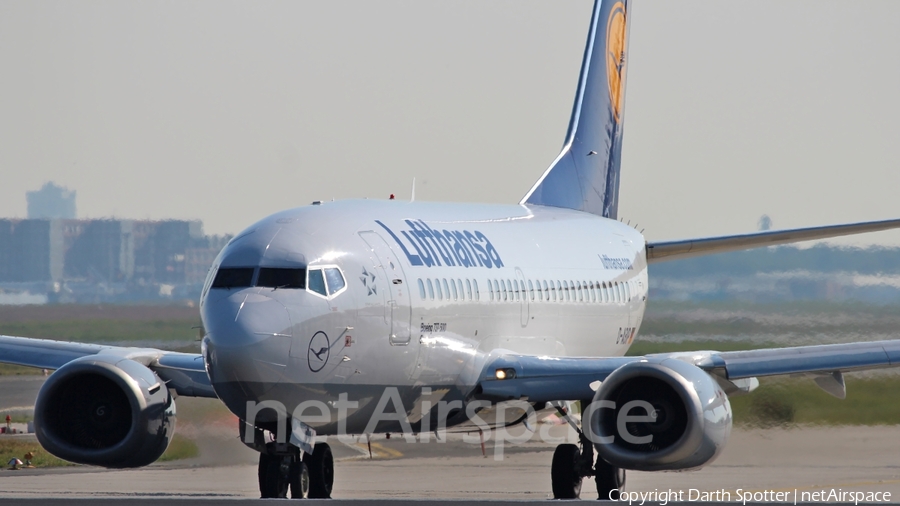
[200,199,647,434]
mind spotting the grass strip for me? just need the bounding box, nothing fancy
[0,433,199,468]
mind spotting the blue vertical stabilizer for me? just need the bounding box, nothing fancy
[521,0,630,219]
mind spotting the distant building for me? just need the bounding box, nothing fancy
[0,218,217,283]
[0,219,63,282]
[0,215,230,303]
[26,182,76,219]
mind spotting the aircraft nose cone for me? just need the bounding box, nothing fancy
[202,290,293,414]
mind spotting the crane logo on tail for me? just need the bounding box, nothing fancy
[606,2,627,123]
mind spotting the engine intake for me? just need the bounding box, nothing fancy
[588,358,732,471]
[34,355,176,468]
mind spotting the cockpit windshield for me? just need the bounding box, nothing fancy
[257,268,305,289]
[211,268,254,289]
[209,264,346,299]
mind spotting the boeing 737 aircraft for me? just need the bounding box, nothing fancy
[4,0,900,500]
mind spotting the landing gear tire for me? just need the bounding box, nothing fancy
[595,457,626,501]
[303,442,335,499]
[290,460,310,499]
[258,452,290,499]
[551,443,582,499]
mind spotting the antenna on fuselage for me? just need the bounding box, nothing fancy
[410,177,416,202]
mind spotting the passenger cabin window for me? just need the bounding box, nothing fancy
[473,280,480,300]
[466,279,472,300]
[211,267,254,289]
[418,279,426,299]
[427,279,435,300]
[435,279,443,300]
[257,267,305,289]
[308,269,327,296]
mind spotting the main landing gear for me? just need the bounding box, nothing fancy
[257,442,334,499]
[550,403,625,500]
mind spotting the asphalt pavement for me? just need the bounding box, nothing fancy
[2,376,900,502]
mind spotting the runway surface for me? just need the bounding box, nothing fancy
[2,377,900,501]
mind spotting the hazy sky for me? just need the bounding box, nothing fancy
[2,1,900,246]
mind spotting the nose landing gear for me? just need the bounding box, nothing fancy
[259,451,308,499]
[303,442,335,498]
[244,416,333,500]
[257,442,333,499]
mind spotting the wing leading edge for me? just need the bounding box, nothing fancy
[0,335,215,398]
[478,339,900,404]
[646,218,900,263]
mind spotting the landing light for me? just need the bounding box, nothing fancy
[495,368,516,380]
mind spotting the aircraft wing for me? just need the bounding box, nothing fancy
[646,218,900,263]
[478,339,900,404]
[0,335,215,398]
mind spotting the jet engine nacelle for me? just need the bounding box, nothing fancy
[34,355,175,468]
[588,358,732,471]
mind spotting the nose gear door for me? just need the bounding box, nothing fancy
[359,231,412,345]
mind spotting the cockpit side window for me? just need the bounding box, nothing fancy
[324,268,346,295]
[306,265,346,298]
[308,269,327,296]
[211,267,254,289]
[258,268,306,289]
[202,263,218,299]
